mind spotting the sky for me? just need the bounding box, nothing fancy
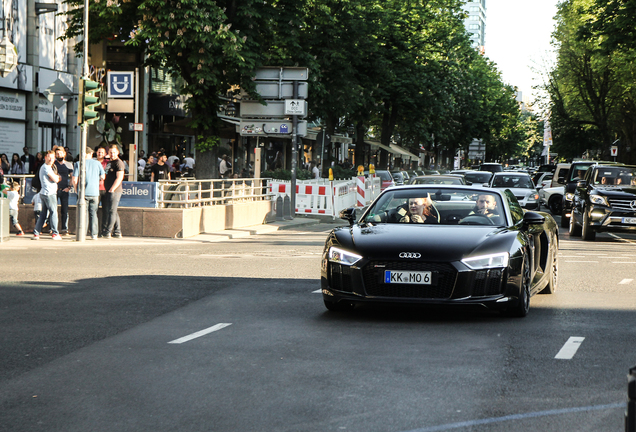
[484,0,560,103]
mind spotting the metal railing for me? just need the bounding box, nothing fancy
[157,177,273,208]
[1,174,35,199]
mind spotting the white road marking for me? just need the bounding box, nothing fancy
[555,337,585,360]
[312,289,322,293]
[168,323,232,344]
[619,279,634,284]
[564,261,598,263]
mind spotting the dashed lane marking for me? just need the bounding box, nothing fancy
[168,323,232,344]
[555,336,585,360]
[619,279,634,284]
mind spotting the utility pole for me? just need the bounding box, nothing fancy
[75,0,90,242]
[290,81,299,217]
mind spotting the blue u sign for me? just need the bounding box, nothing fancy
[108,71,134,98]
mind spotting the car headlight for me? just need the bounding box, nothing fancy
[462,252,509,270]
[527,193,539,201]
[328,247,363,266]
[565,192,574,201]
[589,195,609,206]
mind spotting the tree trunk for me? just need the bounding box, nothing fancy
[354,122,366,169]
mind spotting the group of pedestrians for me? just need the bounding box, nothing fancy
[138,150,195,181]
[30,144,125,240]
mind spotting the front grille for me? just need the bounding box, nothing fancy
[608,198,636,212]
[362,261,457,299]
[515,196,525,201]
[472,269,504,297]
[329,263,354,293]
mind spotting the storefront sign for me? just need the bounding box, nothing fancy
[0,91,26,120]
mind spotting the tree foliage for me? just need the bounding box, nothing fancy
[62,0,523,172]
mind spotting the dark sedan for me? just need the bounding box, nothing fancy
[321,186,559,317]
[569,165,636,240]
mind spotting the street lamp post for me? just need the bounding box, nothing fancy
[0,19,18,78]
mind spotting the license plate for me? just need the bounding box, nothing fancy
[622,217,636,224]
[384,270,432,285]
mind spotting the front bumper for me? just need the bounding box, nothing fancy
[584,205,636,233]
[321,258,519,310]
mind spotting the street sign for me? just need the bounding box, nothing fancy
[240,100,307,118]
[238,120,307,136]
[285,99,306,116]
[108,71,134,98]
[254,67,309,81]
[254,81,308,99]
[611,146,618,157]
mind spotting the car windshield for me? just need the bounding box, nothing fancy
[491,175,534,189]
[362,188,506,226]
[464,172,492,184]
[592,167,636,186]
[411,176,463,185]
[569,163,591,181]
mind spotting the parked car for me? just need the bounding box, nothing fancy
[539,186,564,215]
[488,172,540,209]
[479,163,504,173]
[569,164,636,240]
[322,185,559,317]
[561,160,623,228]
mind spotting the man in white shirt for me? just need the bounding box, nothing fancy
[33,150,61,240]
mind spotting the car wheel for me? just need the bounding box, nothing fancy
[582,210,596,241]
[504,254,531,317]
[540,247,558,294]
[324,299,354,312]
[569,210,582,237]
[561,208,569,228]
[549,195,563,215]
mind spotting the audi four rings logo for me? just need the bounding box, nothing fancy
[399,252,421,258]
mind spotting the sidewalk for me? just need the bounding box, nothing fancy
[1,217,324,247]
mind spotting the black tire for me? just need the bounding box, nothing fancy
[568,210,582,236]
[561,208,569,228]
[504,254,531,317]
[324,299,354,312]
[540,248,558,294]
[549,195,563,216]
[582,210,596,241]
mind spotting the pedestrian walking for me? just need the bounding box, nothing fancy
[32,150,62,241]
[151,152,171,182]
[72,146,105,240]
[101,144,125,239]
[21,147,35,174]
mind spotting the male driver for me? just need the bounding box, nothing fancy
[151,152,171,182]
[33,150,62,240]
[470,193,499,218]
[102,145,126,239]
[72,147,105,240]
[54,146,73,235]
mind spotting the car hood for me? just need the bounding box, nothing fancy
[493,187,533,197]
[595,186,636,198]
[334,224,515,262]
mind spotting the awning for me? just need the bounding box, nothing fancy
[388,144,414,161]
[365,140,393,153]
[390,144,419,161]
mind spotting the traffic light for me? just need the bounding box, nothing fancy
[78,78,100,125]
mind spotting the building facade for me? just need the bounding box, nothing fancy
[462,0,486,52]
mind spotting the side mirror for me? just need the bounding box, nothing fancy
[465,181,472,186]
[522,211,545,228]
[576,180,587,188]
[557,178,566,185]
[482,183,489,187]
[339,207,357,225]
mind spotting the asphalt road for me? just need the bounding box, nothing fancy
[1,215,635,432]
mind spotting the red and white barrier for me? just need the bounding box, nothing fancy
[356,176,366,207]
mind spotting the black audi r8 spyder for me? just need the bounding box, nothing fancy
[321,186,559,317]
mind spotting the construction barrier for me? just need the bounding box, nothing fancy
[268,177,380,219]
[356,176,365,207]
